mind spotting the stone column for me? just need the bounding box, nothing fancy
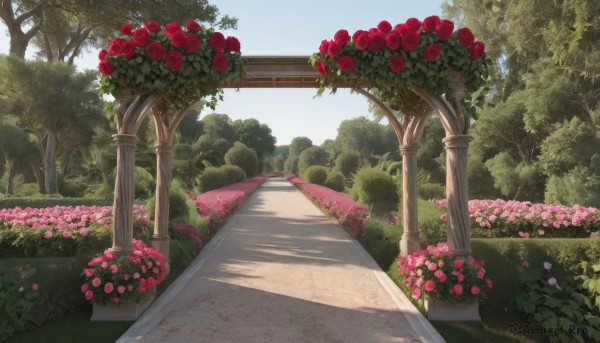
[152,142,172,272]
[399,143,421,255]
[442,134,473,257]
[111,133,139,257]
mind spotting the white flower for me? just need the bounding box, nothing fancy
[543,262,552,270]
[548,277,561,290]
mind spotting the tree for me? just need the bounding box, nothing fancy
[202,113,236,142]
[321,139,340,161]
[484,152,544,201]
[298,146,328,175]
[335,117,397,158]
[0,124,40,194]
[232,118,276,172]
[177,108,204,144]
[224,142,259,178]
[288,137,313,157]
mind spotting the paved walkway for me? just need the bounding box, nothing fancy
[117,178,444,343]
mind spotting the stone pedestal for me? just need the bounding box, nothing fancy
[425,298,480,321]
[90,296,154,321]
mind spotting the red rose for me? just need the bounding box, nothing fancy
[315,59,327,75]
[164,23,182,37]
[146,41,165,61]
[132,28,149,47]
[352,30,365,42]
[436,20,454,40]
[469,41,485,60]
[212,53,228,72]
[185,34,201,53]
[327,41,340,57]
[170,30,186,49]
[354,31,368,50]
[98,49,107,61]
[319,39,329,54]
[121,39,136,59]
[334,29,350,46]
[368,31,385,51]
[144,21,161,33]
[120,24,132,35]
[404,18,421,32]
[165,51,183,71]
[394,23,408,36]
[107,38,124,55]
[337,56,355,72]
[186,20,201,33]
[389,54,405,73]
[402,31,420,51]
[225,36,241,52]
[457,27,475,47]
[377,20,392,34]
[423,43,442,61]
[209,32,226,51]
[422,15,440,32]
[385,32,401,50]
[98,60,114,75]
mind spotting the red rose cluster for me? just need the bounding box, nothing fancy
[314,16,485,76]
[98,20,241,76]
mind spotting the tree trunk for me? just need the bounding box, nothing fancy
[6,162,17,195]
[44,133,58,193]
[31,163,45,194]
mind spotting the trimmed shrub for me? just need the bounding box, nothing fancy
[324,171,345,192]
[298,146,329,175]
[197,165,246,193]
[303,165,327,185]
[418,182,445,200]
[224,142,259,177]
[146,179,189,222]
[284,155,299,174]
[351,167,399,214]
[335,151,361,177]
[134,167,155,200]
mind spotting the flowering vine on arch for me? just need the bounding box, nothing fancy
[309,16,489,118]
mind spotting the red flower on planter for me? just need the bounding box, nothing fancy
[186,20,201,32]
[98,60,114,75]
[120,24,132,35]
[337,56,355,72]
[435,20,454,40]
[185,34,201,53]
[170,30,186,50]
[469,41,485,60]
[107,38,124,55]
[377,20,392,34]
[209,32,226,51]
[120,40,136,59]
[164,23,182,37]
[385,31,401,50]
[334,29,350,46]
[422,15,440,32]
[457,28,475,48]
[225,36,241,52]
[146,41,165,61]
[98,49,107,61]
[319,40,329,54]
[133,28,149,47]
[144,21,161,33]
[165,51,184,71]
[327,41,340,57]
[424,43,442,62]
[315,59,327,75]
[402,31,420,51]
[389,54,405,73]
[212,53,228,72]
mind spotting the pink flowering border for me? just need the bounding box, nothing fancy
[284,173,368,236]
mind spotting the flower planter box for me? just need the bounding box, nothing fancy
[90,296,154,321]
[425,298,480,321]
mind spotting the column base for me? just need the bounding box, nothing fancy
[91,295,154,321]
[399,233,420,256]
[425,298,481,321]
[152,235,170,275]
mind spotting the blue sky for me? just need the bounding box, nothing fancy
[0,0,446,145]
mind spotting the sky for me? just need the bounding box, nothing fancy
[0,0,446,145]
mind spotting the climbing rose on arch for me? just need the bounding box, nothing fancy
[423,44,442,62]
[337,56,355,72]
[389,55,405,73]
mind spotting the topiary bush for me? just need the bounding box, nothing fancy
[418,182,446,200]
[324,171,345,192]
[197,165,246,193]
[224,142,259,177]
[303,165,328,185]
[335,150,361,178]
[351,167,399,215]
[219,164,246,185]
[298,146,329,176]
[134,167,156,200]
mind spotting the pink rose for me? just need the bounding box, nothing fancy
[101,261,108,269]
[422,15,440,32]
[453,284,463,295]
[132,28,149,48]
[385,32,401,50]
[424,280,435,292]
[92,277,101,287]
[337,56,355,72]
[485,278,493,289]
[225,36,241,52]
[110,264,119,275]
[104,282,114,294]
[457,27,475,47]
[44,230,52,239]
[144,21,161,33]
[471,286,480,295]
[133,272,140,279]
[85,290,94,301]
[113,297,120,304]
[84,268,94,278]
[120,24,132,35]
[123,273,130,281]
[128,284,134,292]
[81,284,88,293]
[209,32,226,51]
[165,51,184,72]
[436,20,454,41]
[212,53,228,72]
[117,286,125,294]
[315,59,327,75]
[186,20,201,32]
[334,29,350,46]
[453,258,464,269]
[402,31,420,51]
[146,41,165,61]
[423,43,442,62]
[377,20,392,34]
[31,283,38,291]
[521,261,529,267]
[411,287,421,299]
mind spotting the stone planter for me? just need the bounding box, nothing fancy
[425,298,480,321]
[90,296,154,321]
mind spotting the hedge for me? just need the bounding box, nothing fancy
[0,198,112,210]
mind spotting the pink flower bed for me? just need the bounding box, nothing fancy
[0,205,149,237]
[285,175,368,236]
[192,176,265,230]
[431,199,599,238]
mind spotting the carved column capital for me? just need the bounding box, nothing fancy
[154,143,173,154]
[400,143,420,155]
[113,133,139,147]
[442,134,472,150]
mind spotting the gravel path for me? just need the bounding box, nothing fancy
[117,178,444,343]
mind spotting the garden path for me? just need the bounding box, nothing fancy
[117,178,444,343]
